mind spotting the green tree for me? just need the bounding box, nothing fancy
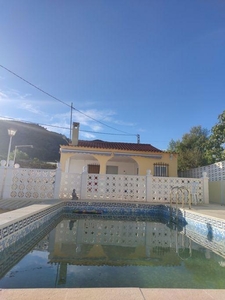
[167,139,180,152]
[167,126,210,172]
[207,110,225,162]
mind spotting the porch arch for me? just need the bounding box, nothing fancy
[65,153,100,173]
[105,155,139,175]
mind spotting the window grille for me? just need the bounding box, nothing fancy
[154,163,168,177]
[88,164,100,174]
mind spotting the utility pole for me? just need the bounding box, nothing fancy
[137,134,140,144]
[70,102,73,141]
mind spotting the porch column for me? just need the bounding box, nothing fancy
[94,155,111,174]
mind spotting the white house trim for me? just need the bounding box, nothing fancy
[60,149,162,159]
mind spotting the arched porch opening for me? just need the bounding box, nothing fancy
[65,153,100,173]
[106,156,139,175]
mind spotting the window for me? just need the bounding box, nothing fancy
[88,164,100,174]
[106,166,118,174]
[154,163,168,177]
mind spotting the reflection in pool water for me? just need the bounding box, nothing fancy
[0,214,225,289]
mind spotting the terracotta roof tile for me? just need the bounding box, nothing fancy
[73,140,163,152]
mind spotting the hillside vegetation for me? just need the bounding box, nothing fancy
[0,120,69,163]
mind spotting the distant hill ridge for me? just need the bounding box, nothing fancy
[0,120,69,162]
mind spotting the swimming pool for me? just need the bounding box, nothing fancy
[0,204,225,289]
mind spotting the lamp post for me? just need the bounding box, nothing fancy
[6,128,17,167]
[13,145,33,165]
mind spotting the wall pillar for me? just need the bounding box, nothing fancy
[2,162,14,199]
[0,160,7,199]
[80,167,88,199]
[202,171,209,204]
[54,163,62,199]
[146,169,152,202]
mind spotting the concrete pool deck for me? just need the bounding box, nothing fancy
[1,287,225,300]
[186,203,225,220]
[1,200,225,299]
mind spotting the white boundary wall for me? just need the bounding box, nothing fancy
[180,161,225,182]
[59,170,208,204]
[0,161,209,204]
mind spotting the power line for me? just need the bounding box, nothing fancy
[0,116,137,137]
[0,65,71,108]
[72,104,130,134]
[81,129,136,136]
[0,64,133,135]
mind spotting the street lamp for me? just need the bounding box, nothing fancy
[13,145,33,165]
[6,128,17,167]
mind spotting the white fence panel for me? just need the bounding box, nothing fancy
[151,176,204,203]
[180,161,225,182]
[59,172,82,199]
[1,166,208,204]
[9,168,56,199]
[85,174,146,201]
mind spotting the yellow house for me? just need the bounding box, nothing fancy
[60,123,177,177]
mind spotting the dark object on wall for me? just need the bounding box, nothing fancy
[72,189,78,200]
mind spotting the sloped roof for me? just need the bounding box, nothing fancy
[70,140,163,153]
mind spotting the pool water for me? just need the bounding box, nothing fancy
[0,214,225,289]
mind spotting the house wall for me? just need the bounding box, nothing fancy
[132,154,177,177]
[68,158,97,173]
[68,157,138,175]
[107,161,138,175]
[60,148,178,177]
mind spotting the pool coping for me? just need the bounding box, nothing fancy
[1,287,225,299]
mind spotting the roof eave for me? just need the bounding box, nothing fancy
[60,148,163,159]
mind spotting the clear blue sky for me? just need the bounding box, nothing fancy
[0,0,224,150]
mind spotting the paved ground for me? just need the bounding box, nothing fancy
[1,288,225,300]
[1,200,225,299]
[183,203,225,220]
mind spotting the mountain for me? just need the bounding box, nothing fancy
[0,120,69,162]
